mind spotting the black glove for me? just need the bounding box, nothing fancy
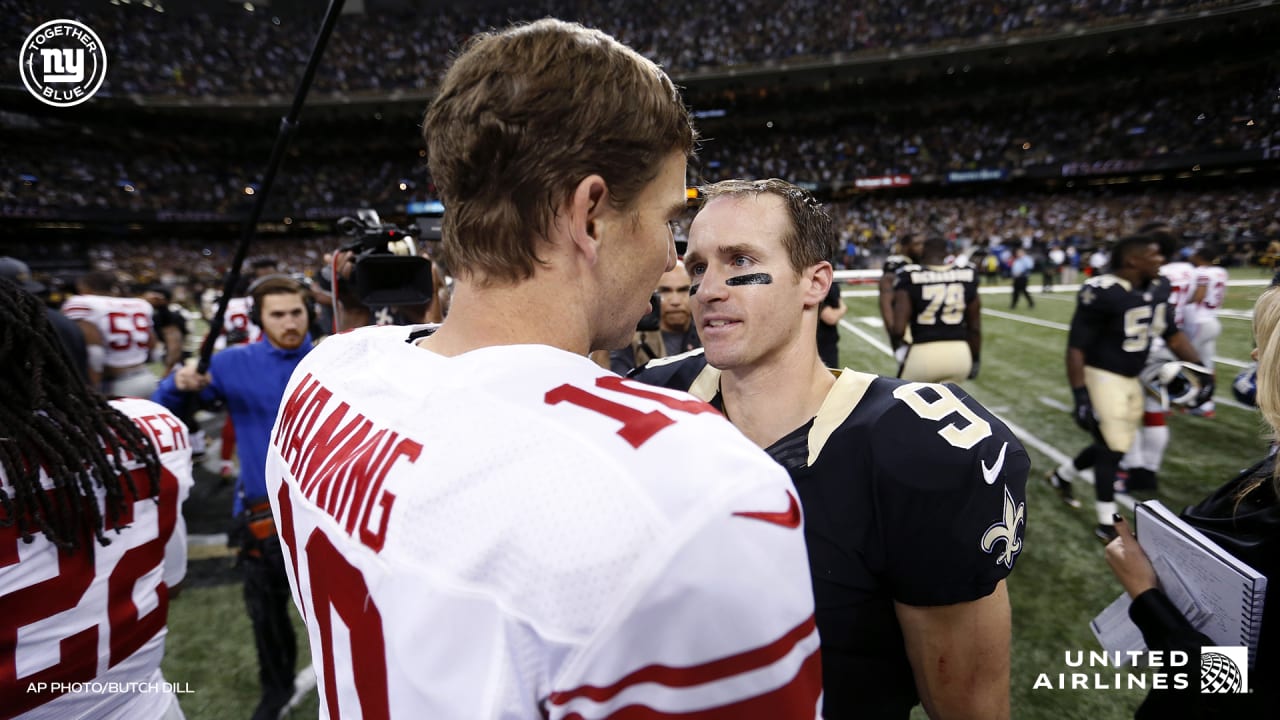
[1072,386,1097,434]
[1191,369,1216,408]
[968,359,980,380]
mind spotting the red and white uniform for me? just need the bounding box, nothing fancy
[223,296,262,345]
[266,325,822,720]
[1159,261,1196,329]
[61,295,156,370]
[1186,264,1228,370]
[1,398,194,720]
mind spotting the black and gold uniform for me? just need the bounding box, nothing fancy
[632,350,1029,719]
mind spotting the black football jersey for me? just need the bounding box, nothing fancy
[631,351,1029,719]
[1068,274,1176,377]
[893,263,978,344]
[882,253,913,276]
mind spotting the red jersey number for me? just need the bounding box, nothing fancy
[545,376,719,448]
[107,312,152,352]
[0,466,179,717]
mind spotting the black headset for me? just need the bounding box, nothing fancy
[246,274,316,328]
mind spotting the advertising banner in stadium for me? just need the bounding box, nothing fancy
[947,169,1007,183]
[854,174,912,189]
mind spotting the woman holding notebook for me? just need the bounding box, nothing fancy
[1105,286,1280,716]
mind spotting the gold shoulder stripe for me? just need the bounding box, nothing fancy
[688,363,722,403]
[808,370,877,466]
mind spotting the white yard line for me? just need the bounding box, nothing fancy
[839,318,894,356]
[1038,396,1072,413]
[980,308,1069,331]
[980,309,1250,368]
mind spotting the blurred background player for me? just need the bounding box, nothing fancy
[609,261,701,375]
[879,233,923,354]
[143,284,187,370]
[61,270,159,398]
[0,256,88,381]
[266,21,821,719]
[153,275,313,720]
[1185,244,1228,416]
[1009,247,1036,309]
[634,179,1025,720]
[0,277,193,720]
[1047,233,1213,542]
[1115,224,1196,493]
[817,266,847,368]
[890,235,981,382]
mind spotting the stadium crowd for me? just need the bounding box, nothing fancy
[699,75,1279,184]
[8,187,1274,305]
[2,0,1251,97]
[5,70,1276,215]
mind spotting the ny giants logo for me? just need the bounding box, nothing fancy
[19,20,107,107]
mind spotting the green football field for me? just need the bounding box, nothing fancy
[162,270,1274,719]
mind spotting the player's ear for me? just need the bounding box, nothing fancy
[803,261,833,307]
[567,174,609,265]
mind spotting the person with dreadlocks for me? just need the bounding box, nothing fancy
[0,277,194,719]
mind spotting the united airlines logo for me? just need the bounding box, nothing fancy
[981,484,1025,569]
[19,20,107,107]
[1200,646,1248,694]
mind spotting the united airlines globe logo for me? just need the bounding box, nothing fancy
[1200,652,1243,693]
[18,20,108,108]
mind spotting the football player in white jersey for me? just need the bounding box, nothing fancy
[223,295,263,346]
[1186,245,1228,416]
[1142,222,1196,330]
[265,20,821,720]
[0,278,193,720]
[61,270,158,398]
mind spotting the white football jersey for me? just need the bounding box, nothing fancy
[1,397,194,720]
[266,326,822,720]
[223,296,263,345]
[1159,261,1196,328]
[1192,265,1229,314]
[61,295,156,368]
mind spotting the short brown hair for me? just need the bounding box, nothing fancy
[249,274,308,308]
[424,19,696,285]
[698,178,835,275]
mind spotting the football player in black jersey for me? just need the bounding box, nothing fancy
[889,236,981,382]
[879,234,923,354]
[632,178,1027,720]
[1046,234,1213,542]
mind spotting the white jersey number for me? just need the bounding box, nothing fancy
[893,382,992,449]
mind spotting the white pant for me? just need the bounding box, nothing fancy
[1188,316,1222,371]
[106,366,160,399]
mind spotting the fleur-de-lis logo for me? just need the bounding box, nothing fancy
[1080,287,1097,306]
[981,484,1025,569]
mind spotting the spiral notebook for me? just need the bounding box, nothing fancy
[1090,500,1267,668]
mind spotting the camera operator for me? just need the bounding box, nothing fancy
[328,210,436,331]
[609,261,701,375]
[152,275,314,720]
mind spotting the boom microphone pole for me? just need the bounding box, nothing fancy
[198,0,347,373]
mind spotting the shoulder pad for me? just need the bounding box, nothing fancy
[628,348,708,392]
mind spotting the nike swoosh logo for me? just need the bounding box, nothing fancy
[733,491,802,529]
[982,442,1009,485]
